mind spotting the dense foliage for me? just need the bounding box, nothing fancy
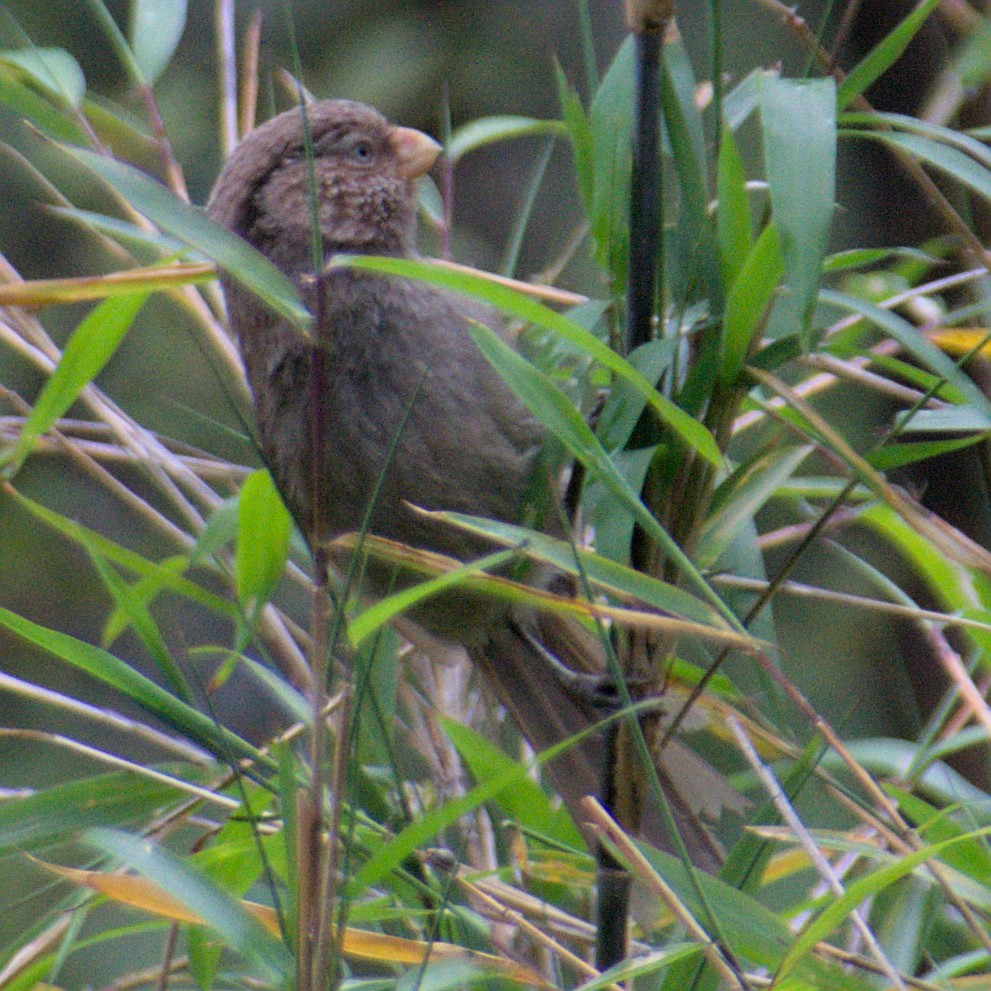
[3,1,991,989]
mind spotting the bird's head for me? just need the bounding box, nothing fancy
[208,99,440,271]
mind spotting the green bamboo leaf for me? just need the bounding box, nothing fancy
[461,318,739,625]
[420,511,733,630]
[844,110,991,171]
[0,65,87,140]
[417,173,444,228]
[871,875,943,973]
[0,605,264,768]
[822,246,938,273]
[0,47,85,106]
[442,717,582,846]
[58,145,310,326]
[188,788,276,987]
[353,758,551,892]
[91,553,193,703]
[721,222,783,384]
[777,827,991,982]
[697,445,812,569]
[129,0,186,85]
[446,115,563,163]
[820,287,991,416]
[334,254,723,467]
[850,128,991,206]
[718,736,824,897]
[347,548,517,648]
[81,96,161,168]
[870,502,975,603]
[868,435,986,471]
[594,338,677,451]
[188,926,224,991]
[0,771,191,849]
[2,291,149,474]
[103,555,188,645]
[8,488,237,618]
[716,123,752,289]
[351,630,400,770]
[661,38,721,306]
[887,787,991,883]
[662,35,708,184]
[759,74,836,344]
[236,469,292,617]
[748,334,803,375]
[353,717,603,892]
[554,59,594,211]
[839,737,991,811]
[589,35,634,286]
[865,351,964,403]
[837,0,940,109]
[722,68,762,131]
[896,406,991,434]
[191,497,239,565]
[640,845,864,988]
[86,828,289,982]
[577,945,704,991]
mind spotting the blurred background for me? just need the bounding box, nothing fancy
[0,0,949,278]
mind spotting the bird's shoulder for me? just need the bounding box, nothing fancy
[317,268,512,363]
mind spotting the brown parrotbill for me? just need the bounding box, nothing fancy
[208,99,729,869]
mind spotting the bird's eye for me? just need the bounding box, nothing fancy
[350,142,372,162]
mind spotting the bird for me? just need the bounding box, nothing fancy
[207,98,731,871]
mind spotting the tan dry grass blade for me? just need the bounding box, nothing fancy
[749,365,991,576]
[32,857,552,988]
[332,532,766,654]
[0,263,216,308]
[927,326,991,357]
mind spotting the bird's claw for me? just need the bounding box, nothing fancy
[512,618,653,716]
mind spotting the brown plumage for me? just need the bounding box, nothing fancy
[208,99,729,870]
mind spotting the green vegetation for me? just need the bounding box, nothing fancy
[3,1,991,989]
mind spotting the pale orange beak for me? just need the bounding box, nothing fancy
[389,125,442,179]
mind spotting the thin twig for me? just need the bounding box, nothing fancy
[923,626,991,743]
[711,574,991,635]
[427,257,588,306]
[137,84,190,202]
[727,718,908,991]
[825,0,864,72]
[818,942,967,991]
[215,0,239,158]
[0,671,211,763]
[531,221,592,287]
[797,351,941,407]
[155,923,181,991]
[241,9,263,138]
[0,729,234,807]
[581,797,748,991]
[452,869,606,985]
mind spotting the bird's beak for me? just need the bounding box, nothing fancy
[389,126,442,179]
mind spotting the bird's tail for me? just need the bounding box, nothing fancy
[471,615,731,873]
